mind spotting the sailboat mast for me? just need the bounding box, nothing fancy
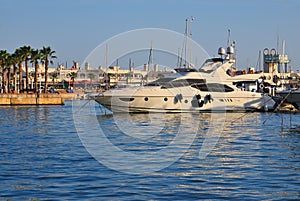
[184,18,188,68]
[177,48,180,68]
[189,16,194,68]
[147,41,153,82]
[258,50,262,72]
[148,41,153,69]
[282,40,285,73]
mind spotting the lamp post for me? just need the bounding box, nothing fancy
[0,72,2,93]
[39,72,42,93]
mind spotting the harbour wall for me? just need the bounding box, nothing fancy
[0,94,65,105]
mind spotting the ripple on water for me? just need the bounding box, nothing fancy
[0,101,299,200]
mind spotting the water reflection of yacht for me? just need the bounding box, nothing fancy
[95,50,276,113]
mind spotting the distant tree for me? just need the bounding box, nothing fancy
[51,72,58,84]
[0,50,11,93]
[15,48,27,92]
[67,72,77,89]
[30,49,42,94]
[41,46,56,93]
[10,53,19,92]
[19,46,33,93]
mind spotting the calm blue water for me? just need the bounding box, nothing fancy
[0,100,299,200]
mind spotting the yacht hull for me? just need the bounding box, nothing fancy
[95,86,275,113]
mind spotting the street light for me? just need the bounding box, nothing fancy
[0,72,2,93]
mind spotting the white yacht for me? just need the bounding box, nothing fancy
[95,54,276,113]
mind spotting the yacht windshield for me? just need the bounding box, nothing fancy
[192,83,234,92]
[199,58,224,73]
[146,77,205,88]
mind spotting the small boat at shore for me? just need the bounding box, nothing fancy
[277,89,300,110]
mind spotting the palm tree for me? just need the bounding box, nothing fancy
[6,59,13,93]
[19,46,32,93]
[67,72,77,89]
[15,48,27,93]
[0,50,10,93]
[30,49,42,94]
[41,46,56,93]
[10,53,19,93]
[51,72,58,84]
[0,51,6,92]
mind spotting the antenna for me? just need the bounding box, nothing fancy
[180,45,184,68]
[233,40,237,68]
[227,29,231,47]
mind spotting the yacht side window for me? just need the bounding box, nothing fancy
[191,83,234,92]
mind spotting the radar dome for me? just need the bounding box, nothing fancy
[226,46,234,54]
[218,47,226,55]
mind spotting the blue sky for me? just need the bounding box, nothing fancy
[1,0,300,70]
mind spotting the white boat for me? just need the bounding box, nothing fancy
[277,89,300,110]
[95,55,276,113]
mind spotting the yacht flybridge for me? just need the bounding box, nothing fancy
[95,50,276,113]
